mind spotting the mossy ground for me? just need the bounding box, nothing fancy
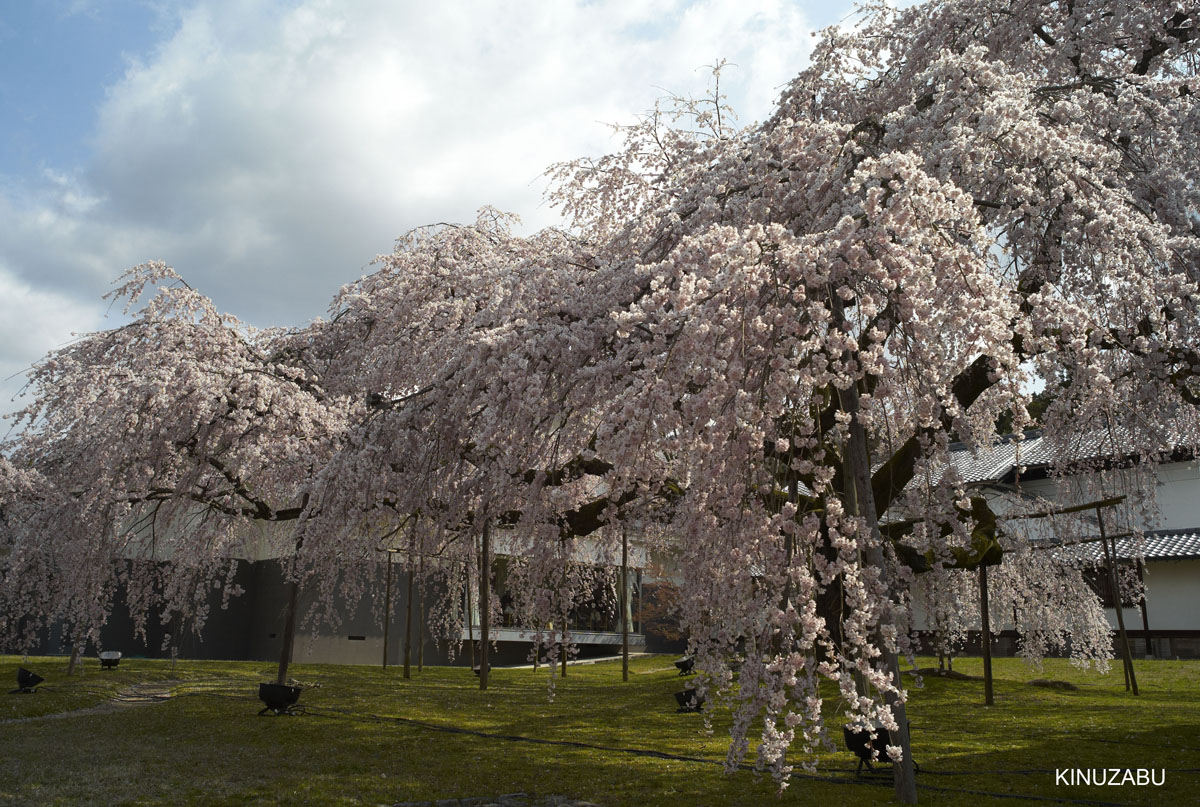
[0,654,1195,806]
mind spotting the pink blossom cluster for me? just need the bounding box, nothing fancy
[2,0,1198,796]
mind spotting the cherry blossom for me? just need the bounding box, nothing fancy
[2,3,1197,804]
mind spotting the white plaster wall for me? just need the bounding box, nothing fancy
[908,576,1020,633]
[1119,558,1200,631]
[985,463,1200,632]
[1150,461,1200,530]
[910,459,1200,633]
[991,460,1200,538]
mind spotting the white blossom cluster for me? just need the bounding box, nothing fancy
[2,0,1198,793]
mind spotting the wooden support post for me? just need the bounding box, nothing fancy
[562,597,569,678]
[417,549,426,673]
[1098,508,1138,696]
[479,520,491,690]
[466,561,475,673]
[382,553,392,669]
[1137,559,1151,657]
[403,551,414,680]
[980,564,994,706]
[636,570,642,634]
[622,528,630,683]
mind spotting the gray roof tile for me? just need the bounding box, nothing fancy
[1047,528,1200,563]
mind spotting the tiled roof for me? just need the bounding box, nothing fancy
[948,440,1025,483]
[944,428,1193,484]
[943,431,1069,484]
[1047,528,1200,564]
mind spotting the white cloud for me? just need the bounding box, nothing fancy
[0,265,107,422]
[0,0,829,417]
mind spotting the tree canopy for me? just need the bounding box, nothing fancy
[2,1,1197,802]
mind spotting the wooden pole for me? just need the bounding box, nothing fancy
[403,549,414,680]
[479,520,491,690]
[1006,495,1127,520]
[169,610,185,673]
[979,564,994,705]
[1137,559,1151,657]
[636,570,642,633]
[1098,508,1138,695]
[561,596,569,678]
[382,553,392,670]
[622,528,630,683]
[560,551,570,678]
[466,559,475,673]
[1120,639,1131,691]
[417,549,426,672]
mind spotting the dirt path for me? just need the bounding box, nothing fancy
[0,679,181,724]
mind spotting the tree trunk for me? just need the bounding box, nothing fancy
[275,577,300,685]
[66,643,82,676]
[479,521,491,690]
[842,381,918,804]
[828,288,917,804]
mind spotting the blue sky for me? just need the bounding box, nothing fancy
[0,0,859,420]
[0,2,166,175]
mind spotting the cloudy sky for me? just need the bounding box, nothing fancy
[0,0,859,419]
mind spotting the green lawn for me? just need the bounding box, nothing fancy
[0,654,1195,806]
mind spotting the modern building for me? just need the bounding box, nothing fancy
[30,526,650,668]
